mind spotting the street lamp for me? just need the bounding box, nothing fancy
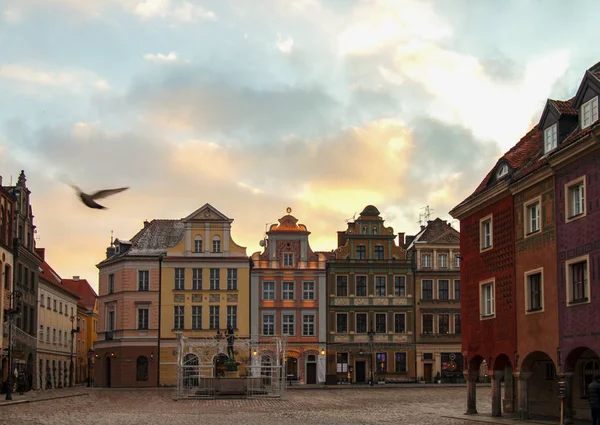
[368,325,375,387]
[4,289,22,400]
[69,315,80,387]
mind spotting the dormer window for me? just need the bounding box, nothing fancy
[581,96,598,129]
[544,123,557,153]
[496,164,508,179]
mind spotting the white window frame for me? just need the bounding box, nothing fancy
[454,254,460,268]
[566,254,591,306]
[375,313,387,333]
[209,305,220,329]
[394,275,406,297]
[227,305,237,329]
[438,279,449,300]
[262,312,275,336]
[524,197,541,236]
[438,313,450,334]
[137,306,149,330]
[192,268,202,290]
[375,276,387,297]
[438,253,448,268]
[336,313,348,334]
[496,163,508,178]
[355,275,368,297]
[227,268,237,291]
[302,281,315,300]
[355,312,367,334]
[480,214,493,251]
[282,281,295,300]
[283,253,293,267]
[524,267,544,314]
[174,268,185,290]
[192,305,202,330]
[421,313,433,334]
[212,236,221,253]
[565,176,586,222]
[422,253,431,268]
[282,313,295,336]
[479,279,495,319]
[262,281,275,300]
[194,237,203,253]
[138,270,150,291]
[394,313,406,334]
[544,123,558,154]
[302,313,315,336]
[581,96,599,129]
[210,268,220,290]
[174,305,184,330]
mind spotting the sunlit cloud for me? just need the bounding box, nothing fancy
[134,0,216,21]
[276,34,294,54]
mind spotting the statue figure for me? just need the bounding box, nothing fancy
[226,324,235,360]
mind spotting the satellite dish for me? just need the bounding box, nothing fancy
[259,239,266,247]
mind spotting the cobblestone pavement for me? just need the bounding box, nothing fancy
[0,386,497,425]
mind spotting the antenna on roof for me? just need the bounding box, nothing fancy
[345,212,357,223]
[110,230,114,246]
[421,205,433,223]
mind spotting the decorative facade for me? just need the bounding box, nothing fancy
[0,175,15,383]
[407,218,462,383]
[326,205,415,384]
[250,210,328,385]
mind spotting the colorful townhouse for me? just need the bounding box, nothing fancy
[250,210,328,384]
[407,218,462,383]
[0,175,15,383]
[326,205,415,384]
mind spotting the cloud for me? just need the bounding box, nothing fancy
[276,34,294,54]
[3,8,22,23]
[93,79,111,91]
[0,64,106,93]
[143,52,183,63]
[134,0,216,21]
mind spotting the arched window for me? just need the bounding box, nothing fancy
[583,359,600,396]
[194,236,203,253]
[136,356,148,381]
[212,236,221,253]
[183,353,199,387]
[496,164,509,179]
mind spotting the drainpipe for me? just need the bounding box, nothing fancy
[157,254,163,387]
[412,249,418,383]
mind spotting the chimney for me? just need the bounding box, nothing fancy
[337,231,346,248]
[397,232,405,246]
[35,247,45,260]
[0,175,2,185]
[72,276,80,281]
[106,246,116,258]
[143,220,150,228]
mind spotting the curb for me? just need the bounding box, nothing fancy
[440,415,556,425]
[0,392,89,407]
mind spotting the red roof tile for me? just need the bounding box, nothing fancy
[39,261,81,302]
[62,278,97,311]
[550,97,577,116]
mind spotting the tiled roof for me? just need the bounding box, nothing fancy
[417,218,456,242]
[550,97,577,116]
[39,261,80,301]
[62,278,97,311]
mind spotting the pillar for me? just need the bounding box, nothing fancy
[503,366,515,413]
[464,370,478,415]
[517,371,531,420]
[491,370,503,417]
[559,373,574,425]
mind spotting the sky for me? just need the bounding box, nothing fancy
[1,0,598,292]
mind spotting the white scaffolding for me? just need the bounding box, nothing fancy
[175,333,287,400]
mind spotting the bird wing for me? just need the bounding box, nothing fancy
[90,187,129,200]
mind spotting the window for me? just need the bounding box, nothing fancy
[303,281,315,300]
[376,353,387,373]
[355,276,367,296]
[282,314,295,336]
[422,253,431,268]
[566,178,585,219]
[302,314,315,336]
[337,353,348,373]
[47,296,50,309]
[58,330,62,345]
[46,326,50,343]
[375,313,386,333]
[422,314,433,334]
[356,313,367,334]
[138,307,149,330]
[209,306,220,329]
[210,268,220,290]
[567,257,589,304]
[263,281,275,300]
[454,314,461,334]
[59,302,62,314]
[136,356,149,382]
[438,254,448,268]
[192,306,202,330]
[282,281,295,300]
[227,269,237,290]
[192,268,202,290]
[480,215,493,250]
[375,276,386,297]
[526,200,540,234]
[439,314,450,334]
[54,300,57,311]
[108,311,115,331]
[356,245,366,260]
[454,255,460,268]
[394,276,406,297]
[581,96,599,129]
[374,245,384,260]
[438,280,449,300]
[454,280,460,300]
[194,238,203,253]
[283,253,293,266]
[336,276,348,296]
[583,360,600,396]
[422,280,433,300]
[526,270,543,312]
[174,268,185,290]
[544,123,557,153]
[394,313,405,333]
[336,313,348,333]
[496,163,508,178]
[395,353,407,372]
[174,306,184,329]
[138,270,150,291]
[480,280,495,318]
[262,314,274,335]
[227,306,237,329]
[40,295,45,307]
[212,237,221,253]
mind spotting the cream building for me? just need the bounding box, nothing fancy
[0,176,15,382]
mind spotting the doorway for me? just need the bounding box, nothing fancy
[355,361,366,383]
[306,363,316,384]
[105,357,111,388]
[424,363,433,382]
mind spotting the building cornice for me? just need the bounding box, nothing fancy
[509,167,554,195]
[449,181,509,220]
[548,128,600,170]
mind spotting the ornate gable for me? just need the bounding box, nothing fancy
[183,203,231,222]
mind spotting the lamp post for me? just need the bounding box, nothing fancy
[368,325,375,387]
[86,348,95,387]
[69,315,80,387]
[4,289,22,400]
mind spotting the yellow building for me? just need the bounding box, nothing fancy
[159,204,250,386]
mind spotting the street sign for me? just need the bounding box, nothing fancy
[558,380,566,398]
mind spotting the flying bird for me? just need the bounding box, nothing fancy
[71,185,129,209]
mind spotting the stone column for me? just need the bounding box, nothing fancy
[559,373,574,425]
[491,370,503,416]
[517,371,531,420]
[464,370,478,415]
[503,367,515,413]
